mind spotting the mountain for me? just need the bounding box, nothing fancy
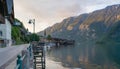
[97,21,120,44]
[38,4,120,44]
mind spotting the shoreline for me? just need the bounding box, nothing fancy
[46,57,69,69]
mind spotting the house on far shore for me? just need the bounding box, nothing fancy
[0,0,14,47]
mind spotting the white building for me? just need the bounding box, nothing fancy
[0,18,12,46]
[0,0,14,47]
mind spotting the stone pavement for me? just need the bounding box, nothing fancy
[0,44,29,69]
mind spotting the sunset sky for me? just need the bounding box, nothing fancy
[14,0,120,33]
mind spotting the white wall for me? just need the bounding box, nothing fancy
[0,23,6,39]
[5,18,11,40]
[6,18,12,46]
[0,18,12,46]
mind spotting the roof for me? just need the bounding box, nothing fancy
[0,0,14,24]
[6,0,13,15]
[6,0,15,24]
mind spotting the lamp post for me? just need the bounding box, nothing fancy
[28,19,35,33]
[28,19,35,41]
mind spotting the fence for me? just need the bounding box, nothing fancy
[15,45,33,69]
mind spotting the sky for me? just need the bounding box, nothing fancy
[14,0,120,33]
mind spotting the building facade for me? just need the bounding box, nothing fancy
[0,0,14,47]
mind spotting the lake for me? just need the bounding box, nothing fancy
[46,42,120,69]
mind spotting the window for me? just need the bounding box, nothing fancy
[0,31,2,36]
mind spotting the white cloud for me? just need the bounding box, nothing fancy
[14,0,120,32]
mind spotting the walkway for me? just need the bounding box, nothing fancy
[0,44,29,69]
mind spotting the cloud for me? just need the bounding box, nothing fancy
[14,0,120,32]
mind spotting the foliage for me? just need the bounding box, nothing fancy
[29,33,39,42]
[47,34,52,40]
[12,18,41,45]
[12,26,22,44]
[96,21,120,45]
[12,18,29,45]
[12,26,20,40]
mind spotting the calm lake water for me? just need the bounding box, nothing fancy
[46,42,120,69]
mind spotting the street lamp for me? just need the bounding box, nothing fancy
[28,19,35,33]
[28,19,35,41]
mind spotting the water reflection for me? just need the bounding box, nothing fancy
[46,42,120,69]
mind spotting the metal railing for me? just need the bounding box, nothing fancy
[15,45,33,69]
[14,43,46,69]
[15,51,27,69]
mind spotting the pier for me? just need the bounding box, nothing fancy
[32,42,45,69]
[45,37,75,46]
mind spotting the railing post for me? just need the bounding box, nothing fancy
[27,48,30,69]
[28,44,34,68]
[28,44,33,58]
[17,55,22,69]
[21,50,27,69]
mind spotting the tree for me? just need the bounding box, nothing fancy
[47,35,52,40]
[29,33,39,42]
[12,18,30,44]
[12,26,21,44]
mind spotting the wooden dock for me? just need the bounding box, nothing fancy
[32,42,45,69]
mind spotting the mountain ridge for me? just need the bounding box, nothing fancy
[38,4,120,44]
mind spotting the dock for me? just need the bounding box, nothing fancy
[46,38,75,46]
[32,42,45,69]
